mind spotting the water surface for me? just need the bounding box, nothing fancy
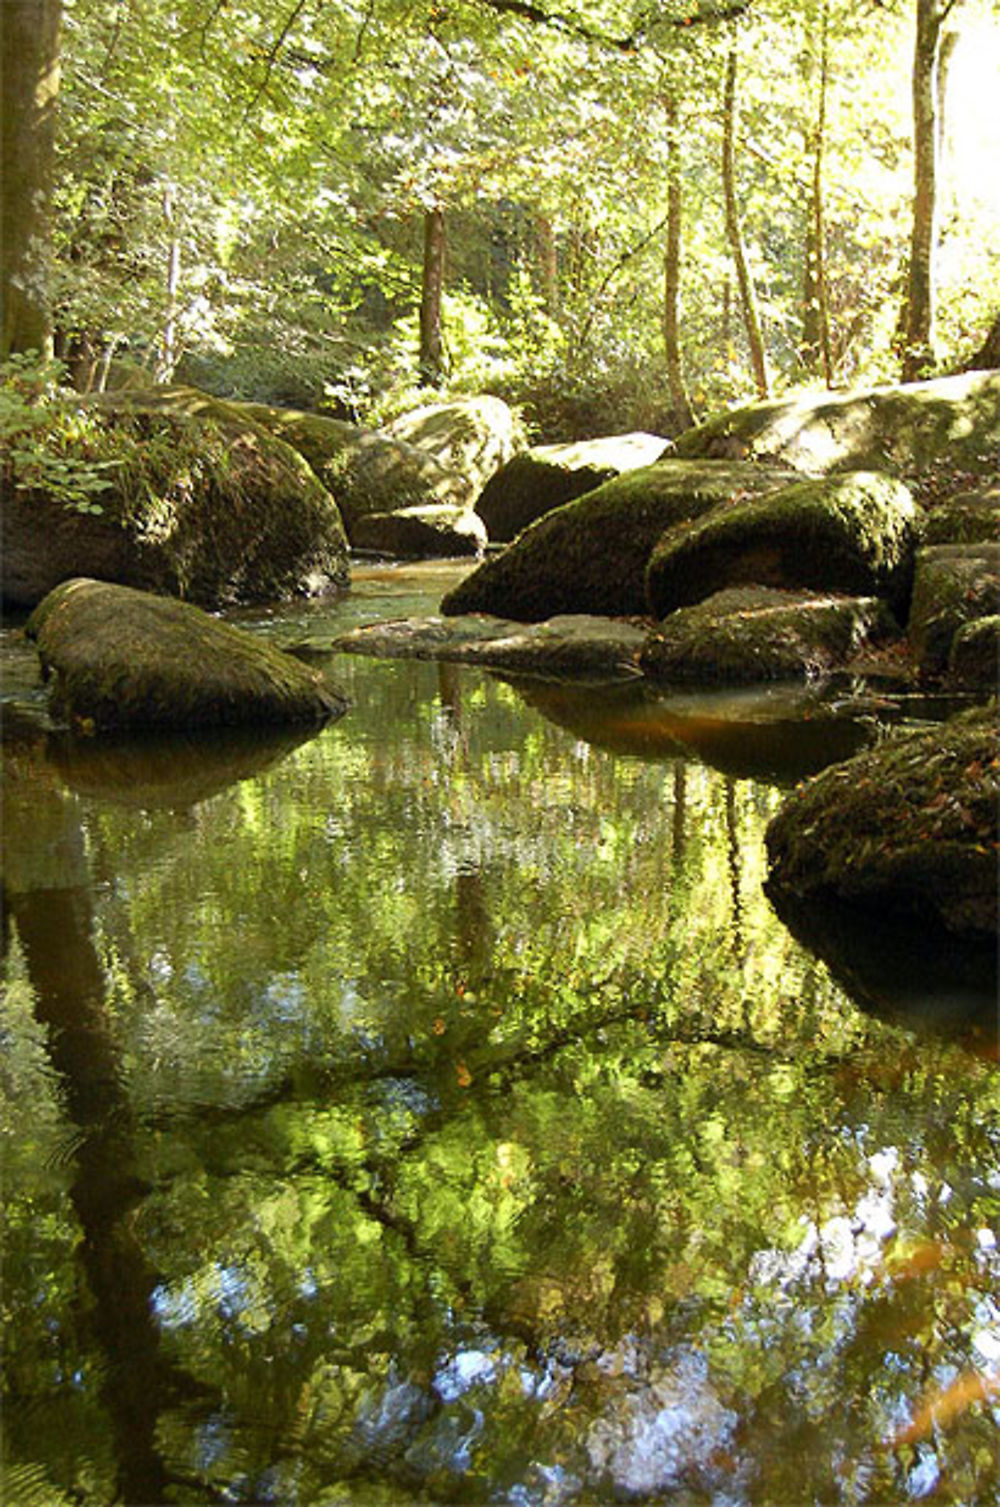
[2,564,998,1504]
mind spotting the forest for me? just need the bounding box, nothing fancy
[3,0,1000,437]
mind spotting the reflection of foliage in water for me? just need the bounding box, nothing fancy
[2,657,998,1504]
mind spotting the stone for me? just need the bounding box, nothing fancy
[645,471,920,620]
[385,395,522,506]
[948,615,999,692]
[442,461,796,622]
[765,704,999,939]
[1,386,349,609]
[351,505,487,559]
[26,578,347,732]
[673,369,1000,479]
[640,587,898,683]
[923,486,999,545]
[474,433,672,542]
[907,543,1000,680]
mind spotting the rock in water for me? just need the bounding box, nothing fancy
[26,578,348,732]
[765,705,998,940]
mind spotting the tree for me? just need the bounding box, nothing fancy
[721,20,771,397]
[1,0,63,357]
[899,0,964,381]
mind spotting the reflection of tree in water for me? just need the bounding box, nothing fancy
[2,666,998,1504]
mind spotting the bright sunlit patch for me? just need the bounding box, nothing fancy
[945,16,1000,218]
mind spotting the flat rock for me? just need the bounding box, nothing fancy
[443,461,796,622]
[765,704,999,939]
[475,433,673,543]
[645,471,920,619]
[641,587,898,683]
[26,578,347,732]
[307,613,648,680]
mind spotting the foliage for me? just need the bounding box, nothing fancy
[0,353,117,512]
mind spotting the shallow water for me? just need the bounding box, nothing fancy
[2,564,998,1505]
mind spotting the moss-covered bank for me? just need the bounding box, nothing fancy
[1,387,349,608]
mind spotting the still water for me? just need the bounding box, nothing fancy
[2,564,998,1505]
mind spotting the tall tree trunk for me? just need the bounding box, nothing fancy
[536,216,559,316]
[419,204,447,388]
[721,25,771,398]
[801,0,833,386]
[155,182,182,383]
[900,0,960,382]
[662,92,695,431]
[1,0,62,359]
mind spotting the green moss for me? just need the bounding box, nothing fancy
[908,544,1000,679]
[641,587,898,684]
[948,616,999,691]
[27,578,347,731]
[923,490,999,545]
[765,704,999,937]
[645,471,919,619]
[442,460,796,621]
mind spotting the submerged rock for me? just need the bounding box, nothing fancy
[442,461,795,622]
[907,543,1000,681]
[641,587,898,683]
[674,369,1000,478]
[313,612,647,680]
[765,704,999,939]
[26,578,347,732]
[351,504,487,560]
[475,432,672,543]
[645,471,920,619]
[1,387,350,609]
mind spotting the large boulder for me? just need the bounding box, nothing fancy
[907,543,1000,680]
[233,401,464,533]
[441,461,796,622]
[26,578,347,732]
[923,485,999,545]
[475,433,673,543]
[948,616,999,692]
[673,370,1000,480]
[640,587,898,684]
[645,471,920,620]
[765,704,998,939]
[385,396,521,506]
[1,387,349,609]
[351,505,487,560]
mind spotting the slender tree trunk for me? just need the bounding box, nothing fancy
[419,204,447,388]
[900,0,960,382]
[536,215,559,316]
[801,0,833,386]
[721,25,771,398]
[1,0,62,359]
[155,182,182,383]
[662,92,695,431]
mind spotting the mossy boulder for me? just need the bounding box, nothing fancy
[442,461,796,622]
[26,578,347,732]
[1,387,349,609]
[385,396,522,505]
[948,616,999,692]
[645,471,920,620]
[907,544,1000,680]
[351,505,487,560]
[674,370,1000,479]
[923,486,999,544]
[232,400,462,533]
[765,704,999,939]
[640,587,898,684]
[474,433,673,543]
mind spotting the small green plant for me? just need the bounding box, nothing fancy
[0,351,120,513]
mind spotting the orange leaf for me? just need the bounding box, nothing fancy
[456,1061,472,1088]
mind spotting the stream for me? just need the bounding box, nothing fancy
[2,561,998,1505]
